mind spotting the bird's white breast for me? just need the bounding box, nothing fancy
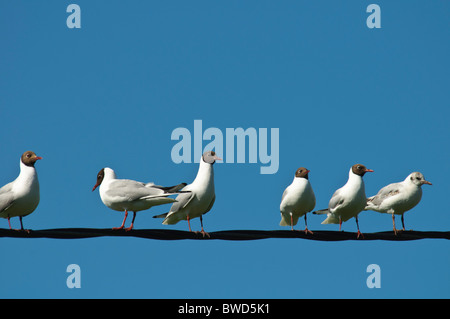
[280,178,315,213]
[331,173,366,220]
[9,163,40,217]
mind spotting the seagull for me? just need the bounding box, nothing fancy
[279,167,316,234]
[92,167,186,231]
[0,151,42,232]
[365,172,432,235]
[153,151,221,237]
[313,164,373,238]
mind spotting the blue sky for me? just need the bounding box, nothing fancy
[0,1,449,298]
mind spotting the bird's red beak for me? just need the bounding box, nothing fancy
[422,180,432,185]
[35,156,43,161]
[92,184,99,192]
[365,169,374,173]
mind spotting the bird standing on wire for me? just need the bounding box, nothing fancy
[314,164,373,239]
[92,167,185,231]
[365,172,432,235]
[153,151,221,237]
[279,167,316,234]
[0,151,42,232]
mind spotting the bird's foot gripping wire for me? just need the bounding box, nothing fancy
[195,229,210,238]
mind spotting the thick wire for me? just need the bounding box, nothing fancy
[0,228,449,241]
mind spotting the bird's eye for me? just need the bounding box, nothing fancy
[211,151,215,156]
[357,166,361,170]
[416,177,421,180]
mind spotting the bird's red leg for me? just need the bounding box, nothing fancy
[195,215,210,238]
[125,212,136,231]
[187,215,192,232]
[304,214,313,235]
[18,216,30,233]
[113,210,128,230]
[392,214,398,235]
[356,216,364,239]
[7,216,29,233]
[339,216,342,231]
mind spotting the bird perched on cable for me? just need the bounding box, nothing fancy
[365,172,431,235]
[0,151,42,232]
[92,167,186,231]
[314,164,373,239]
[279,167,316,234]
[153,151,221,237]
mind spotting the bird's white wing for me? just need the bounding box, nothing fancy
[0,182,15,214]
[106,179,168,202]
[280,187,290,205]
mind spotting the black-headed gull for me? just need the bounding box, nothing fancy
[314,164,373,238]
[153,151,221,237]
[365,172,431,235]
[279,167,316,234]
[0,151,42,232]
[92,167,186,231]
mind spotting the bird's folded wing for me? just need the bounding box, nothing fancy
[166,191,195,215]
[328,188,345,211]
[106,179,168,201]
[0,183,15,213]
[368,183,403,206]
[280,187,290,204]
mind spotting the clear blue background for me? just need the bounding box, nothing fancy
[0,1,449,298]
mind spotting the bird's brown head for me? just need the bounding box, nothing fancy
[351,164,374,176]
[21,151,42,167]
[92,168,105,191]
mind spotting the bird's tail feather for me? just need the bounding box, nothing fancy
[364,197,377,211]
[153,212,182,224]
[279,217,290,227]
[279,213,300,227]
[312,209,329,215]
[313,209,340,224]
[152,183,188,194]
[321,214,340,224]
[153,212,169,219]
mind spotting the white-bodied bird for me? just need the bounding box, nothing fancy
[279,167,316,234]
[92,167,185,231]
[314,164,373,238]
[153,151,221,237]
[365,172,431,235]
[0,151,42,232]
